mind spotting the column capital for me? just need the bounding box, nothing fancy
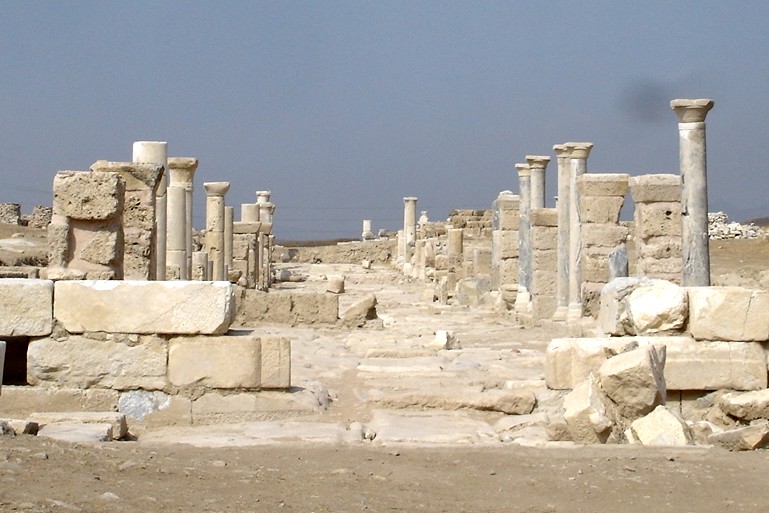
[525,155,551,169]
[204,182,230,196]
[168,157,199,171]
[552,144,569,157]
[168,157,198,188]
[256,191,272,203]
[403,196,418,202]
[515,163,530,177]
[564,142,594,159]
[671,99,714,123]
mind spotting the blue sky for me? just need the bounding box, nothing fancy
[2,2,768,239]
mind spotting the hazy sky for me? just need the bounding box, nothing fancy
[2,2,768,240]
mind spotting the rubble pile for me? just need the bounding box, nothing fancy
[708,211,762,239]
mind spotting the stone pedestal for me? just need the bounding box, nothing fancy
[671,98,714,287]
[168,157,198,276]
[204,182,230,281]
[132,141,168,280]
[565,143,593,325]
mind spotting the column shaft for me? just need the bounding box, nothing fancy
[132,141,168,280]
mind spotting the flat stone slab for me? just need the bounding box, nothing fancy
[357,357,449,374]
[28,412,127,440]
[0,278,53,336]
[37,422,113,443]
[366,410,498,445]
[140,421,348,447]
[54,280,235,335]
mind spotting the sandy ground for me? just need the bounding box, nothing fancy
[2,229,769,511]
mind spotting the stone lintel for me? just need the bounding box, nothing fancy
[90,161,164,192]
[576,173,629,197]
[670,98,715,123]
[629,174,681,203]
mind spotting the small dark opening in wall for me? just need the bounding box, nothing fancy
[3,337,29,385]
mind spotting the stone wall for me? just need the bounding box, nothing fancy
[448,209,492,237]
[0,203,21,225]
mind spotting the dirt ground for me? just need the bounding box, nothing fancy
[3,226,769,512]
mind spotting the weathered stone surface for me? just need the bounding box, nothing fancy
[579,195,625,224]
[368,389,536,415]
[630,405,692,446]
[261,337,291,389]
[687,287,769,341]
[4,419,38,435]
[326,275,345,294]
[0,386,118,416]
[38,422,113,443]
[168,334,262,389]
[563,374,613,444]
[629,174,681,204]
[627,279,687,334]
[530,208,558,227]
[663,339,767,391]
[0,279,53,337]
[27,334,167,390]
[717,389,769,421]
[598,346,666,419]
[598,277,648,336]
[191,390,323,424]
[635,202,682,239]
[90,161,163,192]
[342,294,378,327]
[235,290,339,326]
[53,171,124,220]
[577,173,630,197]
[455,277,491,307]
[581,224,629,248]
[28,412,127,440]
[545,337,636,390]
[708,421,769,451]
[54,280,235,335]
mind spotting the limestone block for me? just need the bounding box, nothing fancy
[0,279,53,336]
[629,174,681,204]
[581,251,612,283]
[708,422,769,451]
[577,173,629,197]
[235,290,339,326]
[326,275,345,294]
[53,171,124,220]
[579,196,625,224]
[581,224,629,248]
[499,230,519,259]
[687,287,769,341]
[663,339,767,390]
[499,257,518,285]
[717,389,769,421]
[47,216,70,267]
[260,336,291,389]
[563,374,613,444]
[629,405,692,446]
[532,250,557,273]
[598,346,666,420]
[4,419,38,435]
[38,422,113,443]
[636,258,683,278]
[168,334,261,389]
[233,222,262,234]
[637,236,682,260]
[90,161,163,192]
[530,208,558,227]
[635,202,682,239]
[27,334,167,390]
[455,277,490,307]
[497,201,520,231]
[546,337,630,390]
[627,279,687,334]
[0,386,118,416]
[342,294,378,327]
[531,270,556,294]
[78,230,120,266]
[27,412,128,440]
[599,277,649,336]
[531,225,557,250]
[54,280,235,335]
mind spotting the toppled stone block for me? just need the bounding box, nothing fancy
[326,275,345,294]
[455,277,491,306]
[342,294,378,327]
[427,330,460,350]
[598,277,648,335]
[0,279,53,337]
[627,279,687,334]
[545,337,636,390]
[38,422,113,443]
[629,405,692,446]
[169,334,262,389]
[54,280,235,335]
[708,421,769,451]
[28,412,127,440]
[598,345,666,420]
[717,389,769,421]
[563,374,614,444]
[687,287,769,341]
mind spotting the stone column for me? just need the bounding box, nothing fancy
[241,203,259,223]
[257,194,274,227]
[225,206,234,278]
[526,155,550,209]
[553,144,570,321]
[515,163,532,310]
[191,251,209,281]
[166,185,187,279]
[362,219,374,240]
[403,197,418,247]
[671,98,715,287]
[204,182,230,281]
[168,157,198,275]
[565,142,593,325]
[132,141,168,280]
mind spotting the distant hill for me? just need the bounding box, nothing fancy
[745,217,769,227]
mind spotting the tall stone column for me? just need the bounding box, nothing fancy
[204,182,230,281]
[526,155,550,209]
[553,144,570,321]
[403,196,418,248]
[565,142,593,325]
[515,162,532,310]
[166,185,187,279]
[225,206,234,277]
[133,141,168,280]
[168,157,198,279]
[671,98,715,287]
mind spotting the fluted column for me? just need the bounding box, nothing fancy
[168,157,198,280]
[132,141,167,280]
[553,144,570,321]
[526,155,550,209]
[204,182,230,281]
[565,142,593,324]
[671,98,715,286]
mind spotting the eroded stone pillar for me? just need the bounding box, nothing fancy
[257,191,274,226]
[526,155,550,209]
[362,219,374,240]
[204,182,230,281]
[553,144,570,321]
[515,163,532,311]
[565,142,593,325]
[671,98,714,286]
[403,197,418,247]
[168,157,198,276]
[166,185,187,279]
[132,141,167,280]
[225,206,234,278]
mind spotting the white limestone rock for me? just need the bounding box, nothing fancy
[716,389,769,421]
[687,287,769,341]
[341,294,378,327]
[168,334,262,389]
[545,337,638,390]
[626,279,687,334]
[38,422,113,443]
[708,421,769,451]
[563,374,614,444]
[598,277,649,336]
[326,275,345,294]
[0,279,53,337]
[54,280,235,335]
[630,405,692,446]
[28,412,127,440]
[598,345,666,420]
